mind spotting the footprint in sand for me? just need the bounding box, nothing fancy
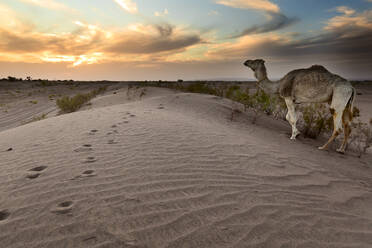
[51,201,74,215]
[0,210,10,221]
[6,148,13,152]
[29,166,47,172]
[71,170,96,180]
[83,157,97,163]
[158,106,165,109]
[108,140,118,144]
[74,144,93,153]
[89,130,98,135]
[26,173,41,179]
[111,125,117,128]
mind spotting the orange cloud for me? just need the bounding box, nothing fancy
[215,0,280,13]
[18,0,76,12]
[326,8,372,31]
[0,11,203,67]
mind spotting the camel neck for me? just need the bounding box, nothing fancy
[257,77,279,95]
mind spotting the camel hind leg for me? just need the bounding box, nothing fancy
[284,97,300,140]
[336,90,355,153]
[319,86,353,152]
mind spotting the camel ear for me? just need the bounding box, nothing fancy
[260,59,265,64]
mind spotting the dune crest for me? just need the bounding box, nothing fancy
[0,88,371,248]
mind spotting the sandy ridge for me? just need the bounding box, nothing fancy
[0,89,371,248]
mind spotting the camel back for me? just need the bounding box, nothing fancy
[279,65,345,98]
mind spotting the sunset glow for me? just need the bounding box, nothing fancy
[0,0,371,80]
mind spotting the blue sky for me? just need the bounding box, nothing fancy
[0,0,371,80]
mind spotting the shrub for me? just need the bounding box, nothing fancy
[56,86,107,113]
[186,83,218,95]
[22,113,47,125]
[350,118,372,157]
[300,103,333,139]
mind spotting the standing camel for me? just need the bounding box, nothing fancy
[244,59,356,153]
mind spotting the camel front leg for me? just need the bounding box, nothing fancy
[284,97,300,140]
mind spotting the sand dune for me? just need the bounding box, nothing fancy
[0,86,371,248]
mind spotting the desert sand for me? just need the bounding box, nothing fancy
[0,82,371,248]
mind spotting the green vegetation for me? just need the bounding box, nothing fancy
[300,104,333,139]
[56,86,107,113]
[29,100,38,104]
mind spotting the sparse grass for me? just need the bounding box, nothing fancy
[29,100,38,104]
[56,86,107,113]
[22,113,47,125]
[37,80,54,87]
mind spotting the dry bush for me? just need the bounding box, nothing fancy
[349,118,372,157]
[57,86,107,113]
[299,103,333,139]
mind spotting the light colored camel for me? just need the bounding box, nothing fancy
[244,59,356,153]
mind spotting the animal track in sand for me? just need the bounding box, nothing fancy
[29,166,47,172]
[111,125,117,128]
[89,130,98,135]
[108,140,118,144]
[0,210,10,221]
[74,147,93,152]
[82,170,95,175]
[70,170,96,180]
[83,144,92,147]
[51,201,74,215]
[26,173,41,179]
[83,157,97,163]
[129,114,136,117]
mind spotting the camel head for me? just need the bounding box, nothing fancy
[244,59,267,82]
[243,59,265,72]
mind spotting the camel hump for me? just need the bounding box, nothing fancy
[309,65,328,72]
[279,65,330,97]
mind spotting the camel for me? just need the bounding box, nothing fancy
[244,59,356,153]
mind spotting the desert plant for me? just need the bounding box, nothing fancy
[22,113,47,125]
[56,86,107,113]
[185,83,218,95]
[349,118,372,157]
[299,103,333,139]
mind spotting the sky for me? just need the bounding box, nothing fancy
[0,0,371,80]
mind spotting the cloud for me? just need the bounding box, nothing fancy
[232,11,299,37]
[334,6,356,16]
[216,0,298,37]
[215,0,279,13]
[113,0,138,14]
[207,7,372,70]
[105,23,202,54]
[18,0,75,12]
[0,15,203,66]
[155,9,168,17]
